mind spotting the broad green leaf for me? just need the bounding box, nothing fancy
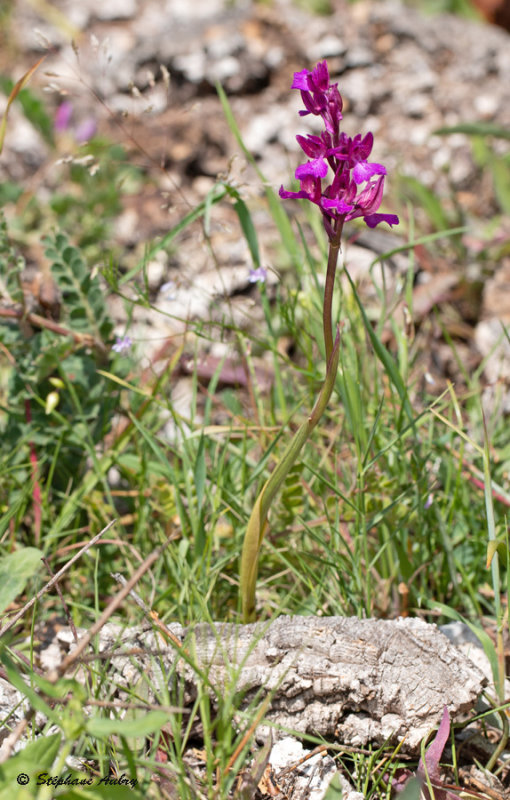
[0,547,42,614]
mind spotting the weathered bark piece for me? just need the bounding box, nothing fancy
[91,615,486,752]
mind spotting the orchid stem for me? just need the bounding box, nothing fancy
[240,234,342,623]
[323,223,343,362]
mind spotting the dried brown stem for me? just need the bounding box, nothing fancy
[0,306,105,351]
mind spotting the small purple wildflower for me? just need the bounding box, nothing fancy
[248,266,267,284]
[160,280,177,300]
[112,335,132,354]
[54,101,97,143]
[280,61,399,240]
[75,118,97,143]
[54,101,73,133]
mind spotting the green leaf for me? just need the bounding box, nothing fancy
[0,213,26,304]
[344,268,414,427]
[86,710,170,738]
[227,188,260,268]
[45,233,113,341]
[0,547,42,614]
[0,734,61,786]
[489,155,510,215]
[434,122,510,141]
[396,777,422,800]
[29,673,86,703]
[126,414,173,482]
[398,176,451,231]
[322,773,345,799]
[240,336,340,622]
[194,433,206,514]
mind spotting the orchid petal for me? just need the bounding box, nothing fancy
[296,158,328,180]
[353,160,387,184]
[356,174,386,213]
[363,212,400,228]
[296,134,325,158]
[321,197,354,214]
[279,186,311,201]
[358,131,374,159]
[311,60,330,91]
[291,69,312,90]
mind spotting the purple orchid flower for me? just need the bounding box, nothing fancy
[292,61,343,135]
[279,60,399,239]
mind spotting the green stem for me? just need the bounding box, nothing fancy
[486,703,509,772]
[240,328,340,622]
[240,227,345,622]
[322,222,343,362]
[260,334,340,523]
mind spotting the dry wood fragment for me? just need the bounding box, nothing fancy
[78,615,486,753]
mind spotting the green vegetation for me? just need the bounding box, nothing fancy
[1,37,509,800]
